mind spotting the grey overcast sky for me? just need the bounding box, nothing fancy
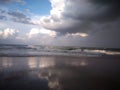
[0,0,120,48]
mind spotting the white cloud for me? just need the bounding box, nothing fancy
[0,28,19,39]
[40,28,57,37]
[27,28,57,38]
[40,0,68,30]
[66,33,88,37]
[28,28,40,35]
[38,0,75,30]
[50,0,65,16]
[31,15,41,25]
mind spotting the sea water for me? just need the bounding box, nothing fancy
[0,44,120,57]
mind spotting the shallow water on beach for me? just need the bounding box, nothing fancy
[0,56,120,90]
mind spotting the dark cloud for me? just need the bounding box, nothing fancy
[0,15,6,20]
[39,0,120,48]
[8,11,27,18]
[0,8,34,25]
[85,20,120,48]
[54,21,93,35]
[91,0,120,21]
[8,11,33,24]
[63,0,120,22]
[0,0,25,4]
[0,9,7,20]
[0,9,6,13]
[91,0,119,4]
[41,0,120,35]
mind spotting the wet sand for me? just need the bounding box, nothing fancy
[0,56,120,90]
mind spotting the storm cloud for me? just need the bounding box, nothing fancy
[63,0,120,22]
[40,0,120,34]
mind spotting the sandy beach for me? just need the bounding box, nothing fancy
[0,56,120,90]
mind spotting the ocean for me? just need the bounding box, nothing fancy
[0,44,120,57]
[0,44,120,90]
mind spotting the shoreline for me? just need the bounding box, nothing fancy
[0,54,120,58]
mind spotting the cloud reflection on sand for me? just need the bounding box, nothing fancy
[28,57,56,69]
[1,57,13,68]
[37,58,89,90]
[0,56,120,90]
[65,59,88,67]
[39,57,55,68]
[28,57,37,69]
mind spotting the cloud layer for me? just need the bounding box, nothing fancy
[0,9,36,24]
[8,11,32,24]
[0,0,120,48]
[27,28,57,38]
[0,28,19,39]
[40,0,120,34]
[0,0,25,4]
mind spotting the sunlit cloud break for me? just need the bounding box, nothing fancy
[27,28,57,38]
[66,33,88,37]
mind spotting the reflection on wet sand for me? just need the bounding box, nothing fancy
[65,59,88,66]
[0,56,120,90]
[37,60,89,90]
[28,57,37,69]
[39,57,55,68]
[0,57,13,68]
[28,57,55,69]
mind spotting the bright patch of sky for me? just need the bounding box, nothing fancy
[25,0,51,15]
[0,0,51,15]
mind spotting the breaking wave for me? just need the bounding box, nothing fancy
[0,44,120,57]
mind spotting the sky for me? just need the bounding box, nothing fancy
[0,0,120,48]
